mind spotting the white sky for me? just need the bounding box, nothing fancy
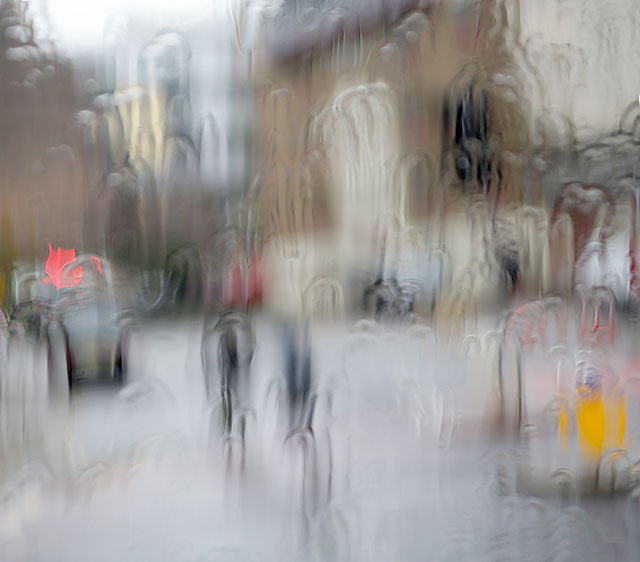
[33,0,226,55]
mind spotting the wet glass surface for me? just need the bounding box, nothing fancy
[2,0,640,559]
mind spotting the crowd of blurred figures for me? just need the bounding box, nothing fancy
[4,0,640,558]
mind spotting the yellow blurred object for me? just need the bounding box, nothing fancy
[558,395,570,451]
[575,386,605,459]
[573,384,625,460]
[606,388,626,449]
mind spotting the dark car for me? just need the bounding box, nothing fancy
[12,253,129,392]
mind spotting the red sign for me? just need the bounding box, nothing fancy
[41,244,83,290]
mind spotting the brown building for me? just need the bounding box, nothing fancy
[245,0,536,317]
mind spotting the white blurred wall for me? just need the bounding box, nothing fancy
[512,0,640,142]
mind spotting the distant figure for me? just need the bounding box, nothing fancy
[164,245,204,311]
[203,312,254,436]
[493,222,520,293]
[363,278,415,322]
[282,323,312,432]
[451,83,491,192]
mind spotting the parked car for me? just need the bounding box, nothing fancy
[12,250,129,392]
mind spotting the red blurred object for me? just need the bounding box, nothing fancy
[42,244,83,290]
[551,183,613,263]
[222,254,264,309]
[89,255,103,275]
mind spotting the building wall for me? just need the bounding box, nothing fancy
[249,1,532,317]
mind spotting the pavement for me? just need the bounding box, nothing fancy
[0,316,638,560]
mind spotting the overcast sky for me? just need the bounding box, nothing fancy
[32,0,226,55]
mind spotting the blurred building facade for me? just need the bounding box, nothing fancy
[0,0,247,307]
[247,0,539,320]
